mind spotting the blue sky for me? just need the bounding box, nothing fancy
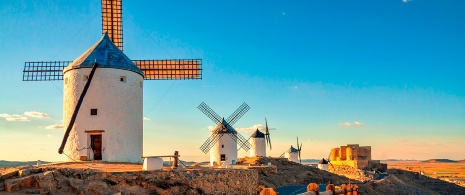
[0,0,464,162]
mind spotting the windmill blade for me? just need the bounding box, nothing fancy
[279,152,285,158]
[23,61,70,81]
[133,59,202,80]
[225,102,250,126]
[266,133,272,150]
[102,0,123,50]
[297,137,299,150]
[199,133,223,154]
[234,132,252,151]
[297,137,302,163]
[236,134,252,151]
[198,102,222,124]
[265,118,272,150]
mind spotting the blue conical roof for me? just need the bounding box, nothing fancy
[63,33,143,76]
[287,145,298,153]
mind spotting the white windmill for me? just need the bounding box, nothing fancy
[198,102,251,166]
[318,158,329,171]
[281,137,303,163]
[22,0,202,163]
[248,118,272,157]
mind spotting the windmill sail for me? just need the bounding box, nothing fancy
[102,0,123,50]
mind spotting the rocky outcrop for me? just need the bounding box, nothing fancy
[1,166,258,194]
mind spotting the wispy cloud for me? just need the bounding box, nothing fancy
[236,124,263,133]
[207,126,216,131]
[45,124,63,129]
[143,117,151,121]
[339,121,365,127]
[24,111,50,118]
[0,113,30,121]
[402,0,412,3]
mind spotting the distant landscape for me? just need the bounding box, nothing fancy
[0,160,51,168]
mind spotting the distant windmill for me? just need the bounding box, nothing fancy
[21,0,202,163]
[248,118,273,157]
[320,152,336,171]
[281,137,303,163]
[198,102,252,166]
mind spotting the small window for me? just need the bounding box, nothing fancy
[120,76,126,82]
[220,154,226,161]
[221,144,224,148]
[91,109,98,115]
[84,75,89,81]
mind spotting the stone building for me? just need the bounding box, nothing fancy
[329,144,387,171]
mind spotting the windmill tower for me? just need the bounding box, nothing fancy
[282,137,302,163]
[249,118,272,157]
[198,102,251,166]
[318,158,329,171]
[22,0,202,163]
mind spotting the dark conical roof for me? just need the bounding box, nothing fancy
[251,129,265,138]
[319,158,328,164]
[287,145,298,153]
[212,118,236,134]
[63,33,143,76]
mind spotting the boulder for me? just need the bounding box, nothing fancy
[5,174,38,192]
[83,181,110,195]
[4,171,56,192]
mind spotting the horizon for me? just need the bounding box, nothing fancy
[0,0,464,162]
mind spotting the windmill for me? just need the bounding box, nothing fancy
[248,118,272,157]
[318,153,334,171]
[281,137,303,163]
[21,0,202,163]
[198,102,251,166]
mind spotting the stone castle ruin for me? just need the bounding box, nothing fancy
[330,144,387,172]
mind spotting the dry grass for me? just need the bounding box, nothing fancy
[386,161,465,179]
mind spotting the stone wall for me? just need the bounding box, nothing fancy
[1,166,259,194]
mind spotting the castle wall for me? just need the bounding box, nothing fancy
[63,68,143,163]
[330,144,382,170]
[359,146,371,161]
[338,146,347,160]
[330,148,338,161]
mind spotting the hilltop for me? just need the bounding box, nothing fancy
[422,159,457,163]
[1,158,465,194]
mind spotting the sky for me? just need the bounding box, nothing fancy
[0,0,464,162]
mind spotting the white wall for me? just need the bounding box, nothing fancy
[63,68,143,163]
[250,137,266,157]
[210,133,237,166]
[285,152,299,163]
[318,164,329,171]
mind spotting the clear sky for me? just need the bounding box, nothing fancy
[0,0,464,162]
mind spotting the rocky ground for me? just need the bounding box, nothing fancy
[2,158,465,194]
[244,157,465,194]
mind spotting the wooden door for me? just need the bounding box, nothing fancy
[91,135,102,160]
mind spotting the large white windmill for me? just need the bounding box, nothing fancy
[22,0,202,163]
[248,118,272,157]
[198,102,252,166]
